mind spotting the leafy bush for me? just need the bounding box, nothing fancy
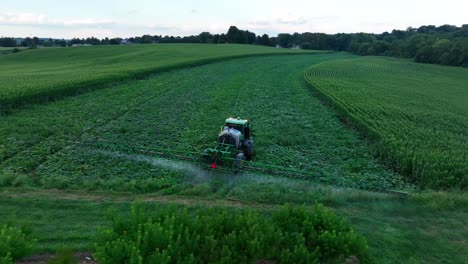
[0,253,13,264]
[272,204,370,262]
[0,224,35,263]
[94,204,371,263]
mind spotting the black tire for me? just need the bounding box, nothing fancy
[245,140,254,160]
[233,152,246,171]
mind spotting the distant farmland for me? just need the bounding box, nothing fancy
[0,44,316,112]
[305,57,468,189]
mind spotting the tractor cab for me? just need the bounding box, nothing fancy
[223,117,251,140]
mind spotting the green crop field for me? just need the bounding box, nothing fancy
[0,45,466,263]
[0,44,315,112]
[0,53,406,193]
[305,57,468,190]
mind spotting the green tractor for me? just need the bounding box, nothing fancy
[203,117,254,170]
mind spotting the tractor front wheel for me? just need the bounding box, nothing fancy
[233,152,246,172]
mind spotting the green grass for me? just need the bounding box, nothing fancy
[0,53,405,193]
[0,44,315,112]
[0,189,466,263]
[305,57,468,190]
[0,47,14,51]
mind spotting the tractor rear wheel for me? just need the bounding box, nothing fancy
[244,140,254,160]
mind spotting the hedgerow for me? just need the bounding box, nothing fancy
[93,204,371,263]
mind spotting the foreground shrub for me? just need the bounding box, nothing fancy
[93,204,371,263]
[0,224,35,264]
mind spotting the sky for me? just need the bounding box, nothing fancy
[0,0,467,39]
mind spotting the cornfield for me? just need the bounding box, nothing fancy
[305,57,468,189]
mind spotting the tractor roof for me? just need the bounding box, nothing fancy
[226,117,249,125]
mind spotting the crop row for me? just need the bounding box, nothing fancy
[305,59,426,80]
[305,57,468,189]
[0,44,315,113]
[0,54,404,195]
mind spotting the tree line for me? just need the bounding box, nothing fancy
[1,24,467,67]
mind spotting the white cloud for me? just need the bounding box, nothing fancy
[145,23,229,36]
[276,16,307,25]
[63,18,114,27]
[0,11,114,27]
[245,11,312,34]
[0,12,51,25]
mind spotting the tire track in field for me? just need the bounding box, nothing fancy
[0,184,393,210]
[0,188,277,210]
[0,57,248,178]
[4,62,244,177]
[0,79,176,175]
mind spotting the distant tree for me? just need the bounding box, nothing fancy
[32,37,39,47]
[212,34,220,44]
[381,34,398,43]
[417,25,437,34]
[290,33,301,47]
[199,32,213,43]
[85,37,101,45]
[415,46,436,63]
[405,34,436,57]
[56,39,67,47]
[109,38,122,45]
[432,39,462,65]
[218,33,227,44]
[21,37,32,47]
[385,40,404,57]
[153,35,162,43]
[141,35,153,44]
[43,38,53,47]
[277,33,292,48]
[269,36,278,47]
[260,34,270,46]
[0,37,17,47]
[391,29,407,40]
[372,41,390,55]
[70,38,83,45]
[406,26,417,34]
[226,26,241,43]
[225,26,255,44]
[334,33,352,51]
[300,42,312,49]
[461,39,468,67]
[440,44,463,66]
[454,24,468,37]
[436,24,457,33]
[245,31,256,44]
[357,42,372,55]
